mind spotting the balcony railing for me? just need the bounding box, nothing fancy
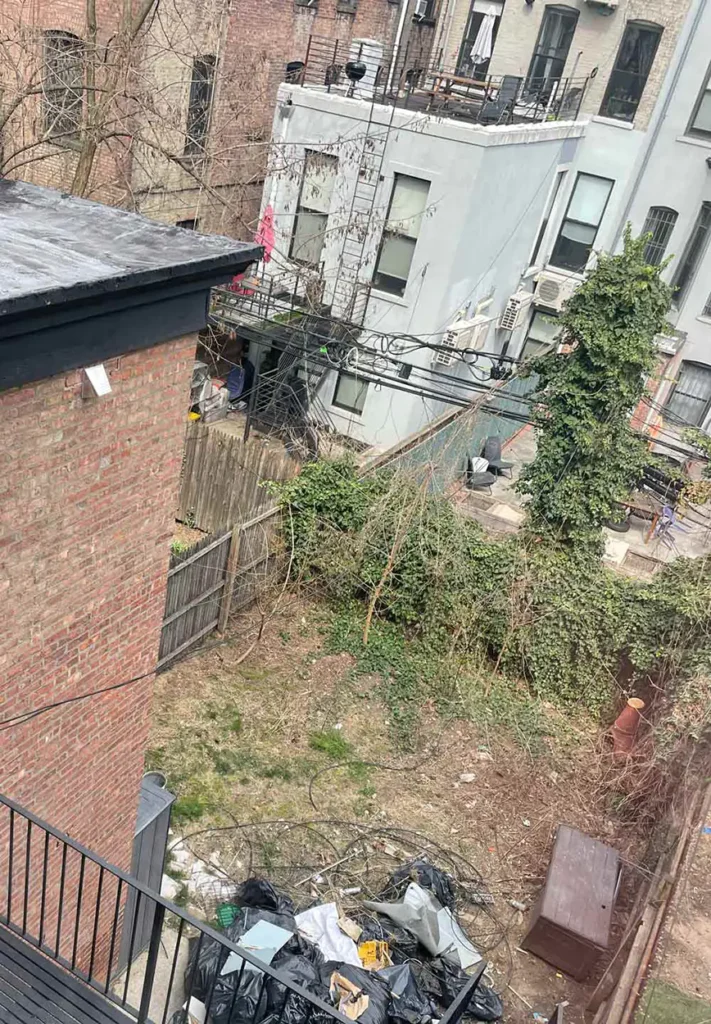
[296,34,589,126]
[0,792,491,1024]
[0,793,351,1024]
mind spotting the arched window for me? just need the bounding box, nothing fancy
[600,21,663,122]
[641,206,678,265]
[43,30,83,142]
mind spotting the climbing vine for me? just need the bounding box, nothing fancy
[516,229,672,551]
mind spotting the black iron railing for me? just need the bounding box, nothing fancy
[0,793,491,1024]
[0,794,349,1024]
[297,34,589,125]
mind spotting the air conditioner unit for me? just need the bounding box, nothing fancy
[498,290,534,332]
[435,315,489,367]
[533,270,580,313]
[654,331,685,356]
[414,0,429,19]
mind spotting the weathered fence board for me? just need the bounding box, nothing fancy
[159,508,282,669]
[158,530,231,667]
[178,421,299,533]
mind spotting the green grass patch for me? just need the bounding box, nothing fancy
[308,729,354,760]
[637,980,711,1024]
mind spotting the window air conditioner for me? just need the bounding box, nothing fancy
[533,270,580,313]
[414,0,430,19]
[498,290,534,332]
[435,315,489,367]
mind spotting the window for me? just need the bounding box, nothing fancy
[672,203,711,308]
[530,169,567,266]
[176,218,199,230]
[666,362,711,428]
[456,0,503,77]
[290,151,338,266]
[332,371,368,414]
[414,0,436,20]
[550,172,614,272]
[43,31,83,142]
[689,65,711,139]
[641,207,677,266]
[521,311,560,360]
[373,174,430,296]
[184,55,216,155]
[526,5,579,98]
[599,21,662,122]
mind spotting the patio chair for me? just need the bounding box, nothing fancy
[466,455,496,493]
[482,435,514,477]
[478,75,522,125]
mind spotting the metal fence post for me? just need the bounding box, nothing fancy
[138,901,165,1024]
[218,524,243,634]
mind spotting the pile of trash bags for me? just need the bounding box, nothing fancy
[172,862,503,1024]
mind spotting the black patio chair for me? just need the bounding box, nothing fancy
[482,435,514,477]
[466,456,496,493]
[478,75,522,125]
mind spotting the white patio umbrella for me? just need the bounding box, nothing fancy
[470,8,497,67]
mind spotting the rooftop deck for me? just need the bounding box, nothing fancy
[296,34,589,128]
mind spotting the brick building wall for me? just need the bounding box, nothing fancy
[487,0,692,131]
[0,335,195,871]
[0,0,410,240]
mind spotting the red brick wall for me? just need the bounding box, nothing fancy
[0,335,195,873]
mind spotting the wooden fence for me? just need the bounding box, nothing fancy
[178,421,299,533]
[158,507,281,669]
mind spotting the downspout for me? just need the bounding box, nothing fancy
[611,0,710,246]
[386,0,413,93]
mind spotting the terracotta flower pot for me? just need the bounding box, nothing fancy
[612,697,645,759]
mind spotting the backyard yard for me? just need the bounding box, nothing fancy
[148,594,650,1024]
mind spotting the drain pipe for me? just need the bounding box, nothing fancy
[611,0,710,247]
[386,0,414,94]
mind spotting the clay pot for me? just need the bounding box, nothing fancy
[612,697,645,760]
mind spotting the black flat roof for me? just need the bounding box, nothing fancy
[0,180,262,391]
[0,179,261,319]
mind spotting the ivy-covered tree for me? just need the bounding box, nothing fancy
[517,228,672,550]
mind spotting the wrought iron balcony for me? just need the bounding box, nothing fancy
[0,793,488,1024]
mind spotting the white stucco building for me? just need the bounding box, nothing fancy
[234,0,711,449]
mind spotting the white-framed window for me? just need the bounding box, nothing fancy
[530,169,567,267]
[332,371,368,415]
[688,63,711,139]
[550,172,614,272]
[373,174,430,296]
[290,151,338,267]
[521,311,560,360]
[43,30,83,142]
[666,362,711,428]
[672,203,711,309]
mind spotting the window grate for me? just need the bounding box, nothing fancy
[641,206,677,266]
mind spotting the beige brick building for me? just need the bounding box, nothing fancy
[483,0,693,130]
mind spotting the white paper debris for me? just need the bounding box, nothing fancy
[295,903,362,967]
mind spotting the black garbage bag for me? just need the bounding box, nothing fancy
[356,914,420,964]
[376,965,435,1024]
[386,860,456,912]
[319,962,391,1024]
[209,964,270,1024]
[262,954,333,1024]
[184,907,301,1005]
[411,958,503,1022]
[237,878,296,915]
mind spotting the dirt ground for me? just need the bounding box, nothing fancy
[639,806,711,1022]
[150,595,648,1024]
